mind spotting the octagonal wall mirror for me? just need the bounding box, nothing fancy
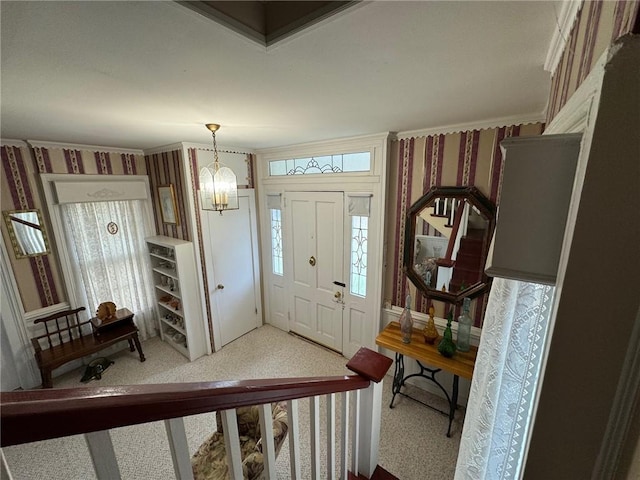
[3,209,51,259]
[404,186,496,304]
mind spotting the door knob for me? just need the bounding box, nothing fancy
[334,291,342,300]
[217,284,225,290]
[309,256,316,266]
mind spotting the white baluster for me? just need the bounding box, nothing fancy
[450,199,456,225]
[85,430,121,480]
[310,395,321,479]
[341,391,350,480]
[326,393,336,480]
[258,404,276,480]
[287,399,301,479]
[165,417,194,480]
[351,389,361,476]
[221,409,243,480]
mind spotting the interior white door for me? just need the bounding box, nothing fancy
[286,192,344,351]
[206,195,259,347]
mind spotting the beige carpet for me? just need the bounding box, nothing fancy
[3,325,462,479]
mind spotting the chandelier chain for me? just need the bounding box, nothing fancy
[211,131,220,168]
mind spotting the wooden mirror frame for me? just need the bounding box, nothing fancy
[403,186,496,304]
[2,209,51,259]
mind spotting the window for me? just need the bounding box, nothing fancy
[269,152,370,176]
[270,208,283,275]
[350,215,368,297]
[60,199,157,339]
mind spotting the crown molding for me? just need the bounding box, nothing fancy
[183,142,255,155]
[544,0,584,73]
[144,142,254,156]
[256,132,391,159]
[142,143,185,155]
[395,113,545,140]
[0,139,28,148]
[27,140,144,156]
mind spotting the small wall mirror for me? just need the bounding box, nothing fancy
[3,209,51,259]
[404,186,496,304]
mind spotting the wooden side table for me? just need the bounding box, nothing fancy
[375,321,477,437]
[90,308,145,362]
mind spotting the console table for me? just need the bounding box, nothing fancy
[375,321,477,437]
[90,308,145,362]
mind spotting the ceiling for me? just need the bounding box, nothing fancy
[179,1,360,46]
[0,1,560,151]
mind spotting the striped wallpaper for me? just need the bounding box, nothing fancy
[547,0,639,123]
[2,139,250,317]
[384,123,545,327]
[145,150,192,241]
[1,143,146,312]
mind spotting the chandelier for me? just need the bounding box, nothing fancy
[199,123,238,213]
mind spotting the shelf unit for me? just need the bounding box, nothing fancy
[146,235,207,361]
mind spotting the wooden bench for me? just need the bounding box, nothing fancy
[31,306,145,388]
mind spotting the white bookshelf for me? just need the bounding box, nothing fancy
[146,235,207,361]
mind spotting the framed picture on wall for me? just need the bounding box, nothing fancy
[158,184,180,226]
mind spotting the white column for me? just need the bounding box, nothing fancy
[356,380,384,477]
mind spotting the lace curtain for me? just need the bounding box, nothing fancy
[61,200,157,340]
[455,278,555,479]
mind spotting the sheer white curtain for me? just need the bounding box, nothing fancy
[455,278,555,480]
[61,200,157,340]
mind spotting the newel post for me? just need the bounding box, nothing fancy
[347,347,393,478]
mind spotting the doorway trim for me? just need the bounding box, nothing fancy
[256,133,391,357]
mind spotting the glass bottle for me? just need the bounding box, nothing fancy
[456,297,472,352]
[399,293,413,344]
[423,305,439,345]
[438,309,457,358]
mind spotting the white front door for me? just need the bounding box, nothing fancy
[205,193,260,347]
[285,192,344,351]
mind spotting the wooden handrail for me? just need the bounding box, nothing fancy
[444,200,466,261]
[1,375,370,447]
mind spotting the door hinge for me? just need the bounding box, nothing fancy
[255,307,258,314]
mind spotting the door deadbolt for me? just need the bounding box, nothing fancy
[309,256,316,266]
[217,284,225,290]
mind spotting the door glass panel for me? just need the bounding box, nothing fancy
[269,152,370,176]
[270,208,283,275]
[350,215,368,297]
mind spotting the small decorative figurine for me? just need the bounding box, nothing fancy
[423,306,439,344]
[438,309,457,358]
[96,301,116,322]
